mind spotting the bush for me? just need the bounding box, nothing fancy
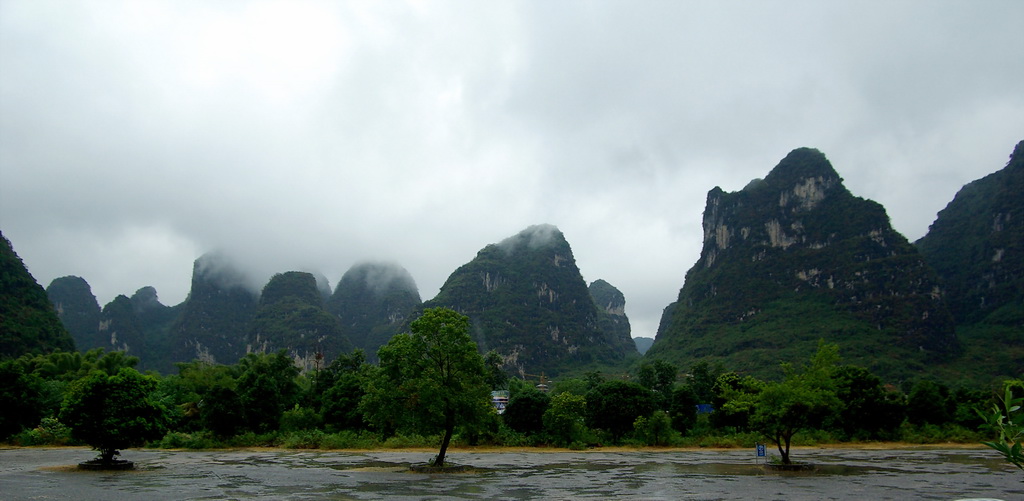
[633,411,677,446]
[12,417,73,446]
[382,433,437,448]
[280,405,322,432]
[156,431,221,449]
[319,431,381,449]
[281,429,326,449]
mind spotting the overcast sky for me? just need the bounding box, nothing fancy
[2,1,1022,341]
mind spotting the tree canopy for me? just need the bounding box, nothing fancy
[361,307,492,466]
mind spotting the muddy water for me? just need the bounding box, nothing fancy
[1,446,1019,500]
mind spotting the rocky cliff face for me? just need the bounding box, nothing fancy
[98,295,145,356]
[916,140,1024,326]
[588,279,634,354]
[648,148,957,380]
[248,271,351,371]
[325,262,421,361]
[46,276,102,351]
[170,252,258,366]
[424,224,637,376]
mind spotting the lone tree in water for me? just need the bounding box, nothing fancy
[60,367,168,465]
[363,307,492,467]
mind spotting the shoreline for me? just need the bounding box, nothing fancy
[2,441,989,454]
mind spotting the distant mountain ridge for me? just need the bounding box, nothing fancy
[10,141,1019,384]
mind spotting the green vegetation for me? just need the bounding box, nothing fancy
[1,231,75,358]
[977,379,1023,471]
[649,148,960,383]
[1,337,1015,461]
[59,367,169,463]
[362,308,493,466]
[423,225,638,377]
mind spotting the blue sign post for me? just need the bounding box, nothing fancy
[756,443,766,463]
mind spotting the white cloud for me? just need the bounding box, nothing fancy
[2,0,1022,339]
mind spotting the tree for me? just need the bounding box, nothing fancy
[978,379,1023,471]
[669,384,698,433]
[235,351,300,433]
[638,359,678,409]
[725,342,841,464]
[320,350,369,431]
[832,365,904,439]
[586,380,656,441]
[503,387,550,435]
[543,392,587,446]
[59,367,168,463]
[362,307,492,467]
[0,360,47,440]
[906,379,955,425]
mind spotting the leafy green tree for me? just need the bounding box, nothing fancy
[633,410,674,446]
[503,387,550,435]
[0,360,47,440]
[586,380,656,441]
[235,351,300,433]
[638,359,678,409]
[687,360,719,404]
[59,368,168,463]
[726,342,841,464]
[906,379,955,425]
[201,385,244,437]
[832,365,905,439]
[543,392,587,446]
[710,371,762,429]
[361,307,492,466]
[320,350,369,431]
[669,384,699,433]
[978,379,1023,471]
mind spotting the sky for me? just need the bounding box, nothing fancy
[2,0,1022,341]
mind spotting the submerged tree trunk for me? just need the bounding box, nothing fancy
[775,431,793,465]
[433,411,455,467]
[100,448,117,463]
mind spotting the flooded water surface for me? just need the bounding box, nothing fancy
[1,446,1019,500]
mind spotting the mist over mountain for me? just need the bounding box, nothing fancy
[647,148,957,381]
[248,271,351,371]
[46,276,101,351]
[0,231,74,357]
[423,224,639,377]
[169,252,258,367]
[325,261,421,362]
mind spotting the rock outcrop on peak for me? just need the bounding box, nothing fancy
[325,262,421,362]
[46,275,102,351]
[423,224,638,377]
[589,279,634,355]
[647,148,957,381]
[248,271,351,371]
